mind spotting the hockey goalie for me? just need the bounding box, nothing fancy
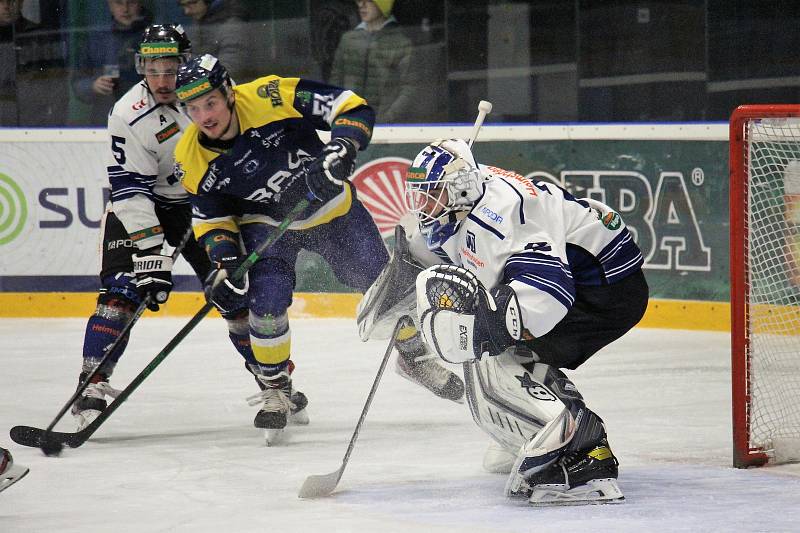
[360,138,648,506]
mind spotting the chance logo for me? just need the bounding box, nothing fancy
[0,172,27,245]
[351,157,415,238]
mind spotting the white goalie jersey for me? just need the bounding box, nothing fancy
[423,165,643,338]
[106,81,191,251]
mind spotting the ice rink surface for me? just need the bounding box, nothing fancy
[1,317,800,533]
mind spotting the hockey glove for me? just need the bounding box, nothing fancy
[133,251,174,311]
[305,138,357,203]
[416,264,522,363]
[204,255,249,316]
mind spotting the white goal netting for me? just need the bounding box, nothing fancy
[743,116,800,464]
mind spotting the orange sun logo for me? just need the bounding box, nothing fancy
[350,157,417,239]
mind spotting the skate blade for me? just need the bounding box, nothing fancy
[529,479,625,507]
[0,465,30,493]
[289,408,309,426]
[73,409,101,432]
[264,428,287,447]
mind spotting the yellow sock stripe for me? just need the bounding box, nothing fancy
[251,330,291,365]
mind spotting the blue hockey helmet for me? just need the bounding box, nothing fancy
[135,24,192,74]
[175,54,231,102]
[405,139,484,245]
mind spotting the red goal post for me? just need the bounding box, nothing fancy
[730,105,800,468]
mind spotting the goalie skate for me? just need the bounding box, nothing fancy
[0,448,29,494]
[511,438,624,506]
[393,316,465,402]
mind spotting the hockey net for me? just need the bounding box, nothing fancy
[730,105,800,467]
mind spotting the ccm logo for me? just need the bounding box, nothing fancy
[506,304,521,339]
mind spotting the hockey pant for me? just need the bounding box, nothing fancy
[224,199,389,372]
[81,205,211,373]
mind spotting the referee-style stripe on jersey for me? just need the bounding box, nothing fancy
[504,251,576,310]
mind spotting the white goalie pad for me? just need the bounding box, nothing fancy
[357,225,424,341]
[462,349,570,454]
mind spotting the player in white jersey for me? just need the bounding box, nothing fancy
[70,24,206,430]
[404,138,649,506]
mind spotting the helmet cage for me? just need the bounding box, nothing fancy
[405,140,483,233]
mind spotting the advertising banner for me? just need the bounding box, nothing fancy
[0,134,729,301]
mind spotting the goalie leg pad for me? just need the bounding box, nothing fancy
[463,353,570,456]
[357,225,423,341]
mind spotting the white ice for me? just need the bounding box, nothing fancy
[1,318,800,533]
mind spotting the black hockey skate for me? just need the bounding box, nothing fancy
[251,374,309,426]
[248,371,309,445]
[523,438,624,506]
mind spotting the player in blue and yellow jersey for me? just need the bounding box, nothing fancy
[172,54,394,444]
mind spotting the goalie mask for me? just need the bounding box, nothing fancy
[405,139,484,248]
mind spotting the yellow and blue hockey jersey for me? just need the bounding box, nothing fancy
[173,75,374,250]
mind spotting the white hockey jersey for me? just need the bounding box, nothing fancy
[423,165,643,339]
[106,81,191,251]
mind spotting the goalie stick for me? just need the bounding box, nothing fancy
[26,226,195,454]
[298,319,404,499]
[11,195,312,452]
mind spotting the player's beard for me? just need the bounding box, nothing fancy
[153,89,176,105]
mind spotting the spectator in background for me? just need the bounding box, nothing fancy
[70,0,151,126]
[328,0,415,124]
[0,0,67,126]
[177,0,250,82]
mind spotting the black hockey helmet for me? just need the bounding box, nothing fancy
[175,54,232,102]
[135,24,192,74]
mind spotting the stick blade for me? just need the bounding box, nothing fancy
[10,425,87,449]
[298,468,343,499]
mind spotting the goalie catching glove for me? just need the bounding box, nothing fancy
[133,250,173,311]
[416,264,523,363]
[204,255,249,315]
[416,265,522,363]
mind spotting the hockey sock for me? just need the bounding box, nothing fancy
[82,311,131,364]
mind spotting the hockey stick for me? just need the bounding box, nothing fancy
[298,319,404,498]
[467,100,493,148]
[11,196,312,453]
[33,225,194,454]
